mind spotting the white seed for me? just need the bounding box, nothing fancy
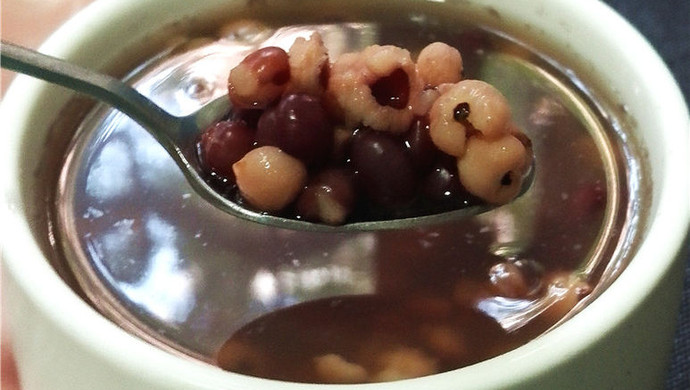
[233,146,307,211]
[417,42,463,87]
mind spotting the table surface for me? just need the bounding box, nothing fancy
[1,1,689,389]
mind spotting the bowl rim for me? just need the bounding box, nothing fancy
[2,0,689,389]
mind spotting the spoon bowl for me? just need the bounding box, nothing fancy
[1,40,534,232]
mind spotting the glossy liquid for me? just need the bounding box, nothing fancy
[53,8,641,383]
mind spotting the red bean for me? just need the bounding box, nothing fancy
[256,94,333,166]
[404,116,439,173]
[231,108,263,129]
[421,158,463,205]
[198,120,254,181]
[227,46,290,109]
[350,128,417,207]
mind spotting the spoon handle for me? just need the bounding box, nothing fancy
[1,40,179,133]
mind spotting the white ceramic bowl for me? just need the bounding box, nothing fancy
[2,0,689,389]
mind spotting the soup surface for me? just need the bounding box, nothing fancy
[54,3,641,384]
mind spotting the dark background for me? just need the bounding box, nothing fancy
[602,1,690,389]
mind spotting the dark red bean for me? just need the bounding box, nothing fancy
[198,120,255,181]
[350,128,417,207]
[256,94,333,166]
[254,107,281,146]
[404,116,439,173]
[370,68,410,109]
[296,168,358,225]
[422,158,462,204]
[248,47,291,85]
[231,109,263,129]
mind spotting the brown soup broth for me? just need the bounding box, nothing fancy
[53,4,641,384]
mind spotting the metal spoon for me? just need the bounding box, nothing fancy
[1,40,534,232]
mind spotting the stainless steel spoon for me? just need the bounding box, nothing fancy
[1,40,534,232]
